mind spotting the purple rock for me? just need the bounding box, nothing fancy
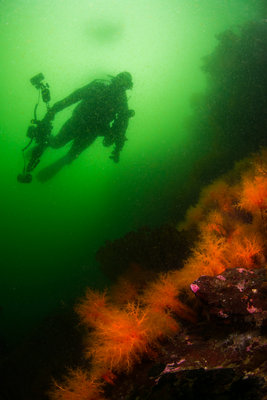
[190,267,267,325]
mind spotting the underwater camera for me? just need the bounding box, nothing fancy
[30,72,45,88]
[30,72,51,104]
[17,73,53,184]
[26,124,37,139]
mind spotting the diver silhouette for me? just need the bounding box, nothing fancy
[22,72,134,182]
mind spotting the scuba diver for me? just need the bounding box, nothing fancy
[17,71,135,183]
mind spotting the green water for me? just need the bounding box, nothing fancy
[0,0,263,343]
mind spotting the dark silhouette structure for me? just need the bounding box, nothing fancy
[20,71,134,182]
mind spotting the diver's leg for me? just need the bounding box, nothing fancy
[21,119,70,174]
[65,131,97,163]
[49,118,76,149]
[36,131,97,182]
[17,119,73,183]
[36,156,70,182]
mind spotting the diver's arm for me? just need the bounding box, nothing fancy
[44,82,99,120]
[52,85,92,112]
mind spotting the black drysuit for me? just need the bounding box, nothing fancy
[26,79,133,179]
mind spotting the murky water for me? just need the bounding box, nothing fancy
[0,0,265,346]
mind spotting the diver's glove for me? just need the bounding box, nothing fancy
[109,149,120,163]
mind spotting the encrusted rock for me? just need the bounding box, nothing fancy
[190,267,267,326]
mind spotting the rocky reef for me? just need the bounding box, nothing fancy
[101,266,267,400]
[46,147,267,400]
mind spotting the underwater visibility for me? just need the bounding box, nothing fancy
[1,0,267,399]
